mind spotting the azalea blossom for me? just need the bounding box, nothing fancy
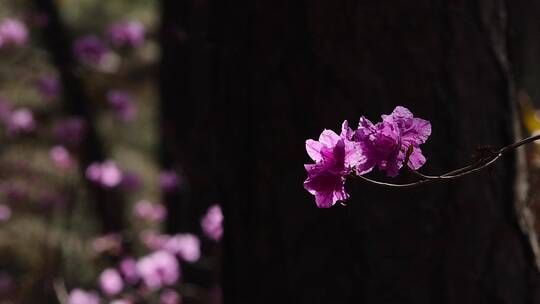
[107,90,137,122]
[49,145,73,169]
[0,18,28,48]
[68,289,100,304]
[303,121,363,208]
[133,200,167,222]
[73,35,109,66]
[303,106,431,207]
[159,170,180,193]
[136,250,180,290]
[160,289,181,304]
[162,234,201,262]
[201,204,223,241]
[354,106,431,176]
[86,161,123,188]
[99,268,123,296]
[119,257,139,284]
[140,230,170,250]
[108,21,145,48]
[5,108,35,135]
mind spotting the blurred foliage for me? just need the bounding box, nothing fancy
[0,1,220,303]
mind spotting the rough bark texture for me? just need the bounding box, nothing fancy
[34,0,125,232]
[163,0,540,303]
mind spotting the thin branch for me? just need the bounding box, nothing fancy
[355,134,540,187]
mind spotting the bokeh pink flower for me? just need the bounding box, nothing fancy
[134,200,166,223]
[136,250,180,290]
[201,204,223,241]
[86,161,123,188]
[0,18,28,48]
[163,234,201,262]
[99,268,123,296]
[108,21,145,48]
[68,289,100,304]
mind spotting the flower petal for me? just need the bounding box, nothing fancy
[305,139,323,162]
[319,129,340,147]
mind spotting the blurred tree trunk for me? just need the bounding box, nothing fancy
[33,0,125,233]
[208,0,540,304]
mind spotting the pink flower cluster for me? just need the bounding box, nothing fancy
[49,145,73,169]
[304,106,431,208]
[73,35,110,66]
[136,250,180,290]
[134,200,167,223]
[107,90,137,122]
[159,170,180,193]
[67,205,221,303]
[86,161,123,188]
[0,18,28,48]
[73,20,145,67]
[108,21,145,48]
[140,230,201,263]
[0,99,36,135]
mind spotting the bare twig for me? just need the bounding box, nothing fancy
[355,134,540,187]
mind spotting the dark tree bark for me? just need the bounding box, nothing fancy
[209,1,540,304]
[33,0,125,233]
[160,0,219,234]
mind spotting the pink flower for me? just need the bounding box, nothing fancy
[163,234,201,262]
[49,146,73,169]
[108,21,145,48]
[99,268,123,296]
[73,35,109,66]
[303,107,432,206]
[0,204,11,222]
[160,289,181,304]
[86,161,123,188]
[140,230,170,250]
[134,200,166,222]
[6,108,35,135]
[303,121,363,208]
[119,258,139,284]
[136,251,180,290]
[201,204,223,241]
[68,289,100,304]
[107,90,137,122]
[159,170,180,192]
[354,106,431,176]
[0,18,28,48]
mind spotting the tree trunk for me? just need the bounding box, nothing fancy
[160,0,220,234]
[209,0,540,303]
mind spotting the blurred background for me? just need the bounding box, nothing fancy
[1,1,540,304]
[0,1,221,303]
